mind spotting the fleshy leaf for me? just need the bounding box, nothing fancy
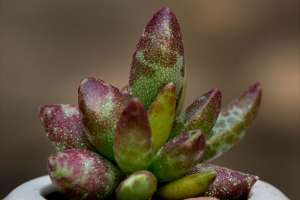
[190,164,258,200]
[170,88,222,138]
[158,170,216,200]
[129,7,185,109]
[184,198,219,200]
[148,82,176,151]
[48,149,122,200]
[78,77,127,160]
[39,104,91,151]
[203,83,262,161]
[185,89,222,134]
[149,130,205,182]
[114,98,153,173]
[116,170,157,200]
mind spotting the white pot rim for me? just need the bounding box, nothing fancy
[5,175,289,200]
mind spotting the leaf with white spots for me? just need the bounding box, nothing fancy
[190,164,258,200]
[78,77,127,160]
[39,104,92,151]
[149,130,205,182]
[129,7,185,109]
[48,149,122,200]
[203,83,262,161]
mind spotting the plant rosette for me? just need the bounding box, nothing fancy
[6,7,290,200]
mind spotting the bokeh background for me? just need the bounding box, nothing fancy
[0,0,299,198]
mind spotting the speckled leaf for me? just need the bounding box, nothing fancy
[129,7,185,109]
[48,149,122,200]
[39,104,92,151]
[184,198,219,200]
[148,82,176,151]
[114,98,153,174]
[158,170,216,200]
[78,77,127,160]
[116,170,157,200]
[149,130,205,182]
[171,88,222,138]
[190,164,258,200]
[203,83,262,161]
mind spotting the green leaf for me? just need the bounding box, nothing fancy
[158,170,216,200]
[129,7,185,109]
[171,88,222,138]
[114,98,154,173]
[78,78,127,160]
[203,82,262,161]
[149,130,205,182]
[116,170,157,200]
[148,82,176,151]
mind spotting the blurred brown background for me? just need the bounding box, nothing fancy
[0,0,299,198]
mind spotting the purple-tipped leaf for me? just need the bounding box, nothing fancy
[190,164,258,200]
[39,104,91,151]
[114,98,153,174]
[129,7,185,109]
[48,149,122,200]
[171,88,222,138]
[149,130,205,182]
[148,82,176,151]
[203,83,262,161]
[78,78,127,160]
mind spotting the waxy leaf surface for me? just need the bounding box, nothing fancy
[39,104,91,151]
[190,164,258,200]
[129,7,185,109]
[171,88,221,138]
[204,83,262,161]
[158,170,216,200]
[114,98,153,174]
[149,130,205,182]
[148,82,176,151]
[78,78,127,160]
[116,170,157,200]
[48,149,121,200]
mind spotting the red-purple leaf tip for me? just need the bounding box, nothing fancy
[129,7,185,109]
[149,130,205,182]
[48,149,121,199]
[39,104,91,151]
[190,164,258,200]
[78,77,127,160]
[114,98,153,173]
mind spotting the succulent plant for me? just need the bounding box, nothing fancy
[39,7,262,200]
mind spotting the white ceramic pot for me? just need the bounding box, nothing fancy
[5,175,289,200]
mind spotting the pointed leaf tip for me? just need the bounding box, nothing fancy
[129,7,185,109]
[190,164,258,200]
[204,83,262,161]
[78,77,127,160]
[39,104,91,151]
[171,88,222,138]
[148,82,176,151]
[149,130,205,182]
[114,98,153,174]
